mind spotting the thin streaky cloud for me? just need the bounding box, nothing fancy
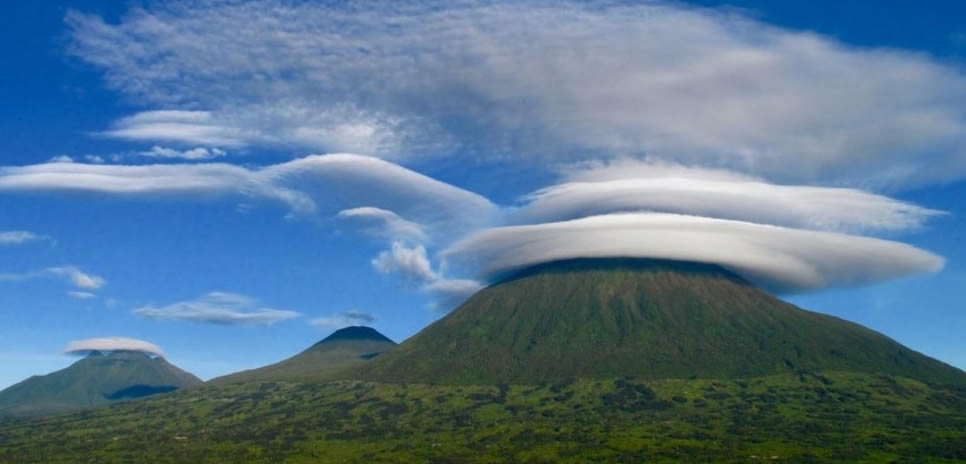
[132,292,300,326]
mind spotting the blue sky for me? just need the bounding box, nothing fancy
[1,0,965,389]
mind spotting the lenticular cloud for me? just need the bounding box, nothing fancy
[513,162,944,233]
[445,213,944,294]
[64,337,166,357]
[468,161,947,294]
[0,155,948,299]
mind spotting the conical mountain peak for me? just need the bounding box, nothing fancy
[212,326,396,384]
[354,258,966,386]
[317,326,395,345]
[0,350,200,417]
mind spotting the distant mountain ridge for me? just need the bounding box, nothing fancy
[354,258,966,385]
[212,326,396,384]
[0,350,200,417]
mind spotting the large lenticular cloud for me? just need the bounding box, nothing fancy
[64,337,166,357]
[445,213,944,294]
[512,161,944,232]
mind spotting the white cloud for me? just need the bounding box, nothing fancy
[64,336,165,357]
[309,310,377,328]
[559,159,761,184]
[67,291,96,300]
[422,278,484,313]
[104,110,248,147]
[444,213,944,294]
[0,231,53,246]
[260,154,498,236]
[132,291,300,326]
[138,145,227,160]
[66,0,966,188]
[47,266,106,289]
[0,155,948,303]
[369,241,484,311]
[338,207,427,243]
[0,161,254,194]
[372,241,437,282]
[48,155,74,163]
[514,161,945,232]
[0,266,105,290]
[0,154,497,239]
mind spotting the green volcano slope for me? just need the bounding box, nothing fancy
[0,351,200,417]
[355,258,966,386]
[2,259,966,462]
[212,326,396,384]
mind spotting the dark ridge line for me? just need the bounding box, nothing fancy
[494,257,753,286]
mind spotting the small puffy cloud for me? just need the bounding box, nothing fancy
[338,207,428,243]
[445,213,944,294]
[372,241,438,282]
[132,291,300,326]
[139,145,227,160]
[68,291,97,299]
[65,336,165,357]
[310,310,377,328]
[369,241,484,311]
[0,266,105,290]
[0,230,53,246]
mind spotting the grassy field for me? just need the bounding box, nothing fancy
[2,371,965,463]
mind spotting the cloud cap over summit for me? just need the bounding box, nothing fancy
[64,337,166,358]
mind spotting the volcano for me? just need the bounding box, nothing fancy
[0,350,200,417]
[355,258,966,385]
[213,326,396,384]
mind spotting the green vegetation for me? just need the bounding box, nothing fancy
[211,326,396,384]
[4,259,965,462]
[2,371,965,463]
[0,351,200,417]
[356,259,966,386]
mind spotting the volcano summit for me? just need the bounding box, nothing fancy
[356,258,966,386]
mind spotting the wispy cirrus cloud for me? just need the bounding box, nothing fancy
[132,291,300,326]
[0,230,54,246]
[310,310,376,328]
[0,266,105,290]
[66,0,966,188]
[138,145,227,160]
[67,291,97,300]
